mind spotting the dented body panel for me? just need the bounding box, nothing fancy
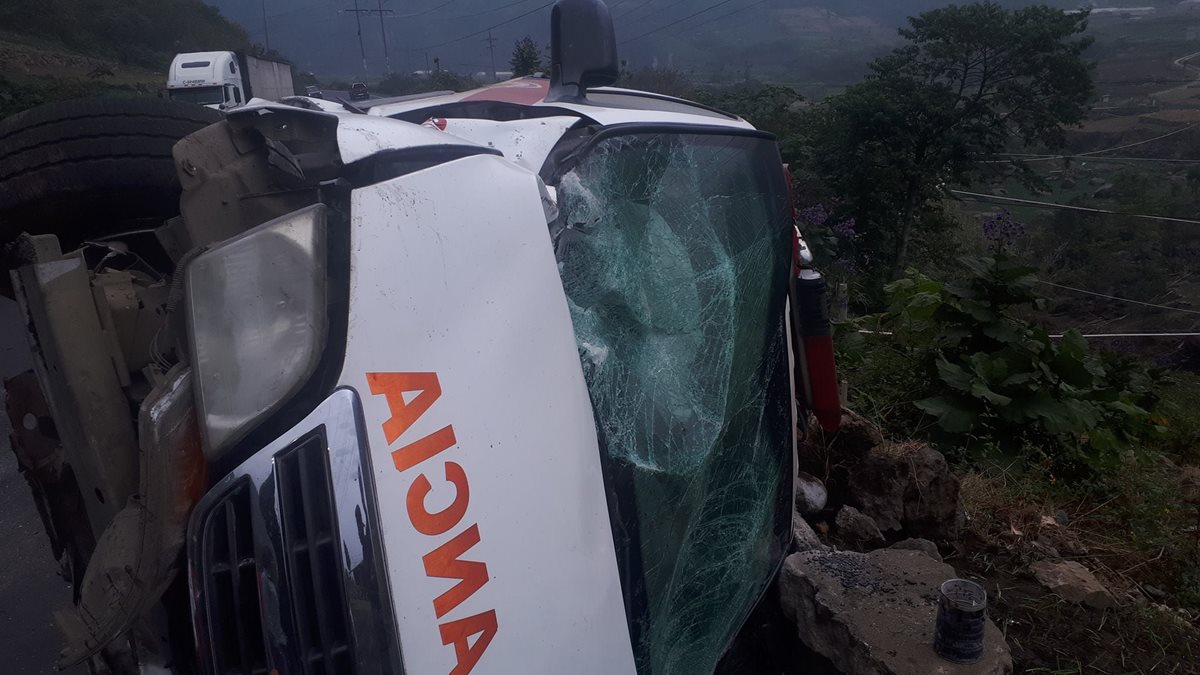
[338,156,636,674]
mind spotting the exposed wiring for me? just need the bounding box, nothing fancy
[950,190,1200,226]
[1036,280,1200,316]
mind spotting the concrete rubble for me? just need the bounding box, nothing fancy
[1029,560,1117,610]
[779,549,1013,675]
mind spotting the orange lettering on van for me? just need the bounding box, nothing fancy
[367,372,497,674]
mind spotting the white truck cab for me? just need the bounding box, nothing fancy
[167,51,244,109]
[168,50,294,109]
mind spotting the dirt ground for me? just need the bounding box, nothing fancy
[954,471,1200,675]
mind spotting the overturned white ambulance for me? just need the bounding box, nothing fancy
[0,1,841,673]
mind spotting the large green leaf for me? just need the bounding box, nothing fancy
[935,356,974,392]
[970,381,1013,406]
[916,395,979,433]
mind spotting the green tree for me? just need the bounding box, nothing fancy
[803,2,1094,280]
[510,36,544,77]
[695,84,805,162]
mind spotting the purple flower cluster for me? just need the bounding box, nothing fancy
[797,204,829,226]
[832,217,857,239]
[982,209,1026,246]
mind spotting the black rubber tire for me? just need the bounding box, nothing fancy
[0,96,222,245]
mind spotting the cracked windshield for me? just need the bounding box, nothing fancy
[1,1,1199,675]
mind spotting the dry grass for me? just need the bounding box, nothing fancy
[955,465,1200,674]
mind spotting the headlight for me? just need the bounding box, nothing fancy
[185,204,328,460]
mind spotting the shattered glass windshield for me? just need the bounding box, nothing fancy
[552,129,794,675]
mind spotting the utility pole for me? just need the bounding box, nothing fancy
[260,0,271,50]
[483,30,498,83]
[377,0,391,74]
[354,0,367,79]
[341,1,396,78]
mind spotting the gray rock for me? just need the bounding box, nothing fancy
[1143,584,1167,601]
[848,442,962,541]
[890,537,942,562]
[792,513,828,553]
[1030,560,1117,610]
[835,505,886,552]
[779,549,1012,675]
[795,471,828,515]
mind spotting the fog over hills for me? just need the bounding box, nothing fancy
[204,0,1089,82]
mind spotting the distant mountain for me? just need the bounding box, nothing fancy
[203,0,1080,83]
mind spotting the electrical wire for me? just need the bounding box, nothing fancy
[672,0,774,34]
[438,0,540,22]
[950,190,1200,226]
[632,0,693,24]
[616,0,658,19]
[619,0,740,44]
[996,123,1198,163]
[415,1,555,50]
[1040,156,1200,164]
[858,329,1200,338]
[1036,280,1200,316]
[395,0,461,19]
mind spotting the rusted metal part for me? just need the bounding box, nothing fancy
[11,252,140,533]
[4,370,97,596]
[57,365,206,666]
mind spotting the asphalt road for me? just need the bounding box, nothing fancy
[0,298,83,675]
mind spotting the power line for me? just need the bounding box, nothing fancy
[439,0,541,22]
[1043,156,1200,164]
[415,1,554,51]
[1037,280,1200,316]
[396,0,460,18]
[998,124,1198,163]
[634,0,692,24]
[950,190,1200,226]
[858,329,1200,339]
[620,0,741,44]
[672,0,774,34]
[616,0,658,19]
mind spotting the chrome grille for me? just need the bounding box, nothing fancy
[277,436,354,675]
[201,483,268,675]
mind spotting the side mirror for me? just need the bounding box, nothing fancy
[546,0,619,102]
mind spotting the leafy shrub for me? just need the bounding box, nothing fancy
[850,254,1163,474]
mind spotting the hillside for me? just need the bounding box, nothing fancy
[203,0,1076,84]
[0,0,249,117]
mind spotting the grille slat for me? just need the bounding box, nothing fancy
[203,484,268,675]
[197,431,356,675]
[279,435,354,675]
